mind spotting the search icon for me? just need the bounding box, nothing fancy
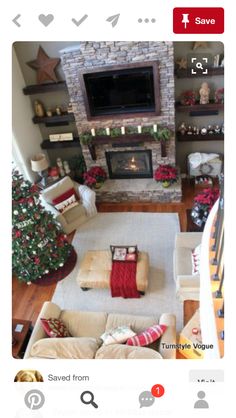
[196,62,203,70]
[80,391,98,409]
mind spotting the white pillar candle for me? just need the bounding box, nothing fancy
[121,126,125,135]
[138,125,142,134]
[153,124,157,133]
[91,128,95,137]
[106,127,110,135]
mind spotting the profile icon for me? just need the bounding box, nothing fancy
[194,391,209,409]
[14,370,44,382]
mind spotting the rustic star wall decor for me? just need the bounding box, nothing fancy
[176,57,187,70]
[192,42,208,50]
[27,46,61,84]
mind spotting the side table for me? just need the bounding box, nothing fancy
[186,209,204,233]
[12,319,32,359]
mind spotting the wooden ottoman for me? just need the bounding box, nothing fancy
[77,250,149,294]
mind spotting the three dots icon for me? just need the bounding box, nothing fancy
[138,18,156,24]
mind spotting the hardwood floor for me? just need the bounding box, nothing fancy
[12,179,196,324]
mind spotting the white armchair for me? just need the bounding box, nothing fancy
[41,176,97,234]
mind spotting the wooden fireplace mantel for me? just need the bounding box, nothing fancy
[83,134,156,160]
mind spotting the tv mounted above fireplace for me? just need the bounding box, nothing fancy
[80,61,160,120]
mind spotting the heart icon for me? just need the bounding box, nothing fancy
[38,14,54,27]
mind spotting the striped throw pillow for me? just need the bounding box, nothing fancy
[126,324,166,346]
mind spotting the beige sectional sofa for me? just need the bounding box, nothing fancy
[24,302,176,359]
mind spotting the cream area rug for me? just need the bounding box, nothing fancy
[52,212,183,331]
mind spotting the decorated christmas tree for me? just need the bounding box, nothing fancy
[12,171,73,284]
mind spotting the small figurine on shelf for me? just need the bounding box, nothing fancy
[187,125,193,135]
[192,126,198,135]
[67,102,74,113]
[199,82,210,105]
[34,100,45,117]
[214,125,221,134]
[221,124,224,134]
[55,105,62,116]
[200,127,208,135]
[63,160,71,175]
[56,157,65,177]
[178,122,187,135]
[207,125,214,134]
[46,108,53,117]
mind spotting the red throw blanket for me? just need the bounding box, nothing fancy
[110,260,140,298]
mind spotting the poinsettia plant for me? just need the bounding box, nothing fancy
[194,188,219,211]
[83,166,107,187]
[154,165,178,184]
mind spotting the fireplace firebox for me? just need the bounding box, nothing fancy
[105,150,153,179]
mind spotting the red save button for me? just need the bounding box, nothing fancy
[173,7,224,34]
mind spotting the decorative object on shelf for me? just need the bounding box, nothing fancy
[27,46,61,84]
[178,122,187,135]
[49,133,73,142]
[12,170,73,284]
[48,166,59,181]
[67,102,74,113]
[192,41,208,50]
[91,128,96,137]
[214,88,224,104]
[207,125,214,134]
[186,125,193,135]
[154,164,178,188]
[221,124,224,134]
[180,90,197,106]
[214,125,221,134]
[79,131,96,160]
[191,188,219,228]
[106,127,110,135]
[213,54,220,67]
[67,155,86,183]
[34,100,45,117]
[63,161,71,175]
[176,57,187,70]
[56,157,65,177]
[83,166,107,189]
[193,126,198,135]
[138,125,142,133]
[31,153,49,186]
[152,126,172,158]
[55,105,62,116]
[46,108,53,117]
[199,82,210,105]
[200,127,208,135]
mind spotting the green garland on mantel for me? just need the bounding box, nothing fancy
[79,125,172,145]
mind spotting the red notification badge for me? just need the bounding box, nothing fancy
[151,384,165,398]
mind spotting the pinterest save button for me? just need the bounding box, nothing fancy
[173,8,224,34]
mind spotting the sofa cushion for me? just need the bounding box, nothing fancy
[126,324,166,346]
[40,318,70,338]
[63,204,86,224]
[59,310,108,338]
[95,344,163,359]
[106,313,158,335]
[174,247,193,276]
[52,188,79,214]
[100,326,136,345]
[42,176,75,204]
[30,337,102,359]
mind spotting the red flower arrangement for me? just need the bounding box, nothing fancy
[194,188,219,211]
[83,166,107,188]
[154,165,178,185]
[180,90,197,106]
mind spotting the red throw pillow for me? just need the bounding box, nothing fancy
[40,318,70,338]
[126,324,166,346]
[52,188,79,214]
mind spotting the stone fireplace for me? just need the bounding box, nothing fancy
[105,150,153,179]
[60,42,181,202]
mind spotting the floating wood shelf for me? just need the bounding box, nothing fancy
[175,67,224,79]
[23,81,67,95]
[176,133,224,142]
[175,102,224,116]
[33,113,75,126]
[41,138,80,149]
[90,133,155,145]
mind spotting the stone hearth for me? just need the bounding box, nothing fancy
[95,178,182,203]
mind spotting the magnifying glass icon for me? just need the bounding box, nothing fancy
[80,391,98,409]
[196,62,203,70]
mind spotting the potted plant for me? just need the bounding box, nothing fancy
[153,126,172,157]
[83,166,107,189]
[79,131,96,160]
[191,188,219,227]
[154,164,178,188]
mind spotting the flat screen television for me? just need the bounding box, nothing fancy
[81,62,160,119]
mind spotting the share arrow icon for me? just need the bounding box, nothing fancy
[106,14,120,28]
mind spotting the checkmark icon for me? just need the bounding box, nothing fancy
[72,14,88,27]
